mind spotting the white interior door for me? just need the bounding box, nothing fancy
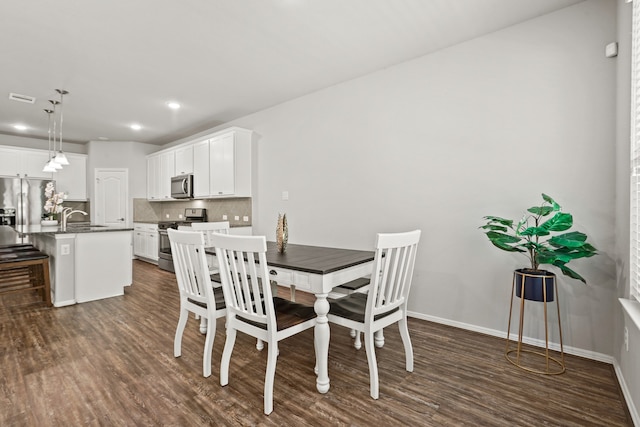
[94,168,128,226]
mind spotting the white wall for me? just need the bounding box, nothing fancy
[215,0,618,358]
[615,0,640,421]
[86,140,157,224]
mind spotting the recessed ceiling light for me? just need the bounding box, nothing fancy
[98,136,109,140]
[130,124,142,131]
[166,101,181,110]
[13,124,27,131]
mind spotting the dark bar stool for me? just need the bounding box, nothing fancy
[0,245,52,306]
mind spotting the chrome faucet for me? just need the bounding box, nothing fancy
[61,207,88,230]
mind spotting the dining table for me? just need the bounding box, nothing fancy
[206,241,375,394]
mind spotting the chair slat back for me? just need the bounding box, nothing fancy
[191,221,230,247]
[168,228,215,305]
[367,230,421,319]
[211,234,275,329]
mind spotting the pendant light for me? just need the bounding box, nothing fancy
[52,89,69,166]
[42,109,57,173]
[47,99,62,170]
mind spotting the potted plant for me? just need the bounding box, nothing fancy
[42,181,65,226]
[480,193,597,301]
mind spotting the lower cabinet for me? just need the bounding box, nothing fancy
[133,223,159,262]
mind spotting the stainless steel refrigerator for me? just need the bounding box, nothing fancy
[0,176,52,245]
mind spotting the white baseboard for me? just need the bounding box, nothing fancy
[406,310,613,363]
[406,311,640,424]
[613,359,640,426]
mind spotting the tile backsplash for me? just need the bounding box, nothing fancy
[65,201,90,223]
[133,198,251,226]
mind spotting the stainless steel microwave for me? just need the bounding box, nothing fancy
[170,174,193,199]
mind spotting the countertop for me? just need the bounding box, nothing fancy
[14,224,134,235]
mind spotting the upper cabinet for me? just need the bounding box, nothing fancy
[0,146,52,180]
[0,146,88,200]
[55,153,88,201]
[193,128,253,199]
[174,145,193,176]
[147,151,175,200]
[147,127,253,201]
[192,140,209,198]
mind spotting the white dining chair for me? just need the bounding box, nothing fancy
[327,229,421,399]
[168,228,226,378]
[190,221,230,277]
[211,233,317,415]
[334,276,371,349]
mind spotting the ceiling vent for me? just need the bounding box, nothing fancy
[8,92,36,104]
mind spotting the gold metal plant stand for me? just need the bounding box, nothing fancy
[505,270,565,375]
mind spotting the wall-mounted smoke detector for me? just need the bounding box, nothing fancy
[9,92,36,104]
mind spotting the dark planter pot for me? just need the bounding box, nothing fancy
[514,269,555,302]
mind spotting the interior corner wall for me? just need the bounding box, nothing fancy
[615,0,640,421]
[86,140,157,225]
[226,0,617,357]
[0,133,87,154]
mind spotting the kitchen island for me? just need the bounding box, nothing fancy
[16,224,133,307]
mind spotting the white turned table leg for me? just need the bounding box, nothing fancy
[199,316,207,334]
[314,293,330,394]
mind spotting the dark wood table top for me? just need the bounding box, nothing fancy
[206,241,374,275]
[264,242,374,275]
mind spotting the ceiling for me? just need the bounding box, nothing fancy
[0,0,583,146]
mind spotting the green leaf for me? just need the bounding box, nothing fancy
[482,216,513,227]
[548,232,587,248]
[485,231,521,244]
[540,212,573,232]
[553,262,587,283]
[527,206,554,216]
[519,226,550,237]
[479,224,508,232]
[490,241,526,252]
[542,193,561,211]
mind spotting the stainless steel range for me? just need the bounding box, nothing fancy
[157,208,207,272]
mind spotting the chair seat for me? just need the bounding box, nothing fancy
[187,285,226,310]
[329,292,399,323]
[335,277,370,291]
[0,250,48,263]
[237,297,316,331]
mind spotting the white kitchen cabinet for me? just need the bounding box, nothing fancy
[159,151,174,200]
[23,150,53,179]
[0,147,22,176]
[209,133,235,196]
[174,145,193,176]
[133,223,158,262]
[147,127,253,200]
[55,153,87,200]
[192,128,253,198]
[147,155,161,200]
[147,150,174,200]
[0,146,54,179]
[192,140,210,198]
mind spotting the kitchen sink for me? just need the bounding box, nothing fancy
[65,224,108,231]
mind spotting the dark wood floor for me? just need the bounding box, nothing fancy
[0,260,632,426]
